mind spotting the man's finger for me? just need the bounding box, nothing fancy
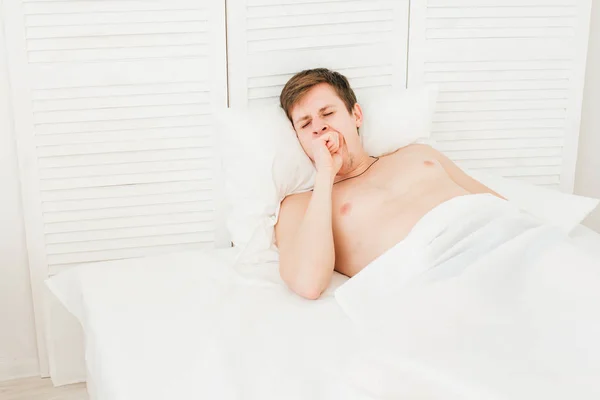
[331,135,340,152]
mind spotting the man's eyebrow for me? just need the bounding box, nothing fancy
[293,105,335,126]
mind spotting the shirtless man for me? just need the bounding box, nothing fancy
[275,68,503,300]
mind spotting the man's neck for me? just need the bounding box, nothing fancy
[334,152,376,184]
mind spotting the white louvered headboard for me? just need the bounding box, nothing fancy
[407,0,593,193]
[226,0,411,107]
[0,0,592,380]
[2,0,228,376]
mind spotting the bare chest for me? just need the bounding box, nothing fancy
[332,155,448,222]
[330,155,464,276]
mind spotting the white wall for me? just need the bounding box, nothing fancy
[575,0,600,233]
[0,5,39,381]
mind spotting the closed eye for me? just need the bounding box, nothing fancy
[300,111,334,129]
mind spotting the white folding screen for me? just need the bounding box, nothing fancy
[407,0,593,192]
[2,0,228,376]
[226,0,410,107]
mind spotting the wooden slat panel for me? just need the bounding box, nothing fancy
[35,125,212,146]
[8,1,228,268]
[433,128,563,140]
[27,32,209,51]
[455,156,562,169]
[47,231,215,254]
[432,118,565,132]
[27,21,209,39]
[445,147,563,161]
[426,0,575,5]
[33,92,211,112]
[46,221,214,244]
[426,69,570,82]
[39,170,212,191]
[47,241,215,269]
[38,147,214,168]
[436,137,563,151]
[437,89,567,102]
[29,44,210,63]
[34,114,212,135]
[247,64,394,102]
[36,137,212,157]
[436,99,567,112]
[432,109,566,122]
[248,20,394,42]
[44,200,212,223]
[435,79,570,92]
[426,6,577,19]
[227,0,410,107]
[24,2,211,63]
[26,10,208,27]
[427,17,576,29]
[248,31,392,53]
[42,190,212,213]
[22,1,205,14]
[248,0,360,4]
[32,81,208,100]
[44,211,213,234]
[465,165,562,177]
[5,0,229,377]
[40,178,213,202]
[38,159,212,179]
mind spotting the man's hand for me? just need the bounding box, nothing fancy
[312,132,343,177]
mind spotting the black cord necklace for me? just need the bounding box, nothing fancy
[333,156,380,185]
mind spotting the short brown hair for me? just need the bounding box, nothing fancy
[280,68,358,124]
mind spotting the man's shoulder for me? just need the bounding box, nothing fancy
[384,142,437,160]
[280,190,311,211]
[276,191,311,228]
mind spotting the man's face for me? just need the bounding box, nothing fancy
[289,83,363,171]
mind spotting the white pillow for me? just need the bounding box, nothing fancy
[215,85,439,255]
[359,85,439,156]
[214,106,285,250]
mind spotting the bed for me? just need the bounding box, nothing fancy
[34,1,599,394]
[40,75,600,400]
[47,219,600,400]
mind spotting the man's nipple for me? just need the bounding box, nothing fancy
[340,202,352,216]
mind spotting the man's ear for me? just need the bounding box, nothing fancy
[353,103,363,129]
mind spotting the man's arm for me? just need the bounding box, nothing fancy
[275,173,336,300]
[417,144,506,199]
[275,132,343,300]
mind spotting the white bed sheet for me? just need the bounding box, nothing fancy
[48,248,382,400]
[47,224,600,400]
[567,224,600,257]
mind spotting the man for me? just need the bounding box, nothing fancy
[275,68,503,300]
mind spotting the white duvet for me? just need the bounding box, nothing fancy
[336,194,600,400]
[47,194,600,400]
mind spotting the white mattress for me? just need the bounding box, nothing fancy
[47,224,600,400]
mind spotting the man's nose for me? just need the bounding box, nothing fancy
[313,121,329,137]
